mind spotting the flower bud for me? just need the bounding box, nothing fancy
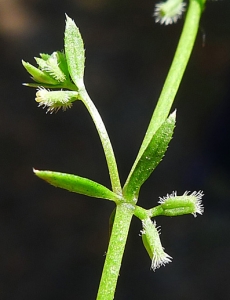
[35,88,79,113]
[141,218,172,271]
[158,191,204,217]
[154,0,186,25]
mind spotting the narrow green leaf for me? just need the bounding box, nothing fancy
[35,52,66,83]
[23,83,66,89]
[56,51,70,80]
[123,111,176,201]
[34,169,120,202]
[22,60,59,85]
[39,53,50,60]
[64,15,85,88]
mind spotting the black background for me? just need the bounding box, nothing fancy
[1,0,230,299]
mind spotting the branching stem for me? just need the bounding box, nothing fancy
[97,1,205,298]
[79,88,122,194]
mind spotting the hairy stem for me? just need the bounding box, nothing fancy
[96,203,134,300]
[79,88,122,194]
[95,1,206,298]
[137,0,204,160]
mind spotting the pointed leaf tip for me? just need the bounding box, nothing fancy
[170,109,176,119]
[34,170,120,202]
[64,15,85,88]
[123,113,176,201]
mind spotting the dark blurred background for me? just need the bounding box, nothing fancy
[1,0,230,299]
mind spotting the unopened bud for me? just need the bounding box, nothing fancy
[154,0,186,25]
[35,88,79,113]
[141,218,172,271]
[158,191,204,217]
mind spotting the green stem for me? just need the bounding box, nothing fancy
[79,88,122,194]
[96,203,134,300]
[137,0,204,160]
[134,205,150,220]
[96,1,206,298]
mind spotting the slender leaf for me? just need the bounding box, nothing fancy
[64,15,85,88]
[123,111,176,201]
[22,60,59,85]
[34,169,120,202]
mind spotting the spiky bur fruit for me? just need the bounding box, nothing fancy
[35,88,79,113]
[157,191,204,217]
[141,218,172,271]
[154,0,187,25]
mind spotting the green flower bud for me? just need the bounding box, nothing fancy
[141,218,172,271]
[157,191,204,217]
[35,88,79,113]
[154,0,186,25]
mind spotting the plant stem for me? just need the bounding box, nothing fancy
[79,88,122,194]
[96,203,134,300]
[96,1,206,298]
[137,0,204,160]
